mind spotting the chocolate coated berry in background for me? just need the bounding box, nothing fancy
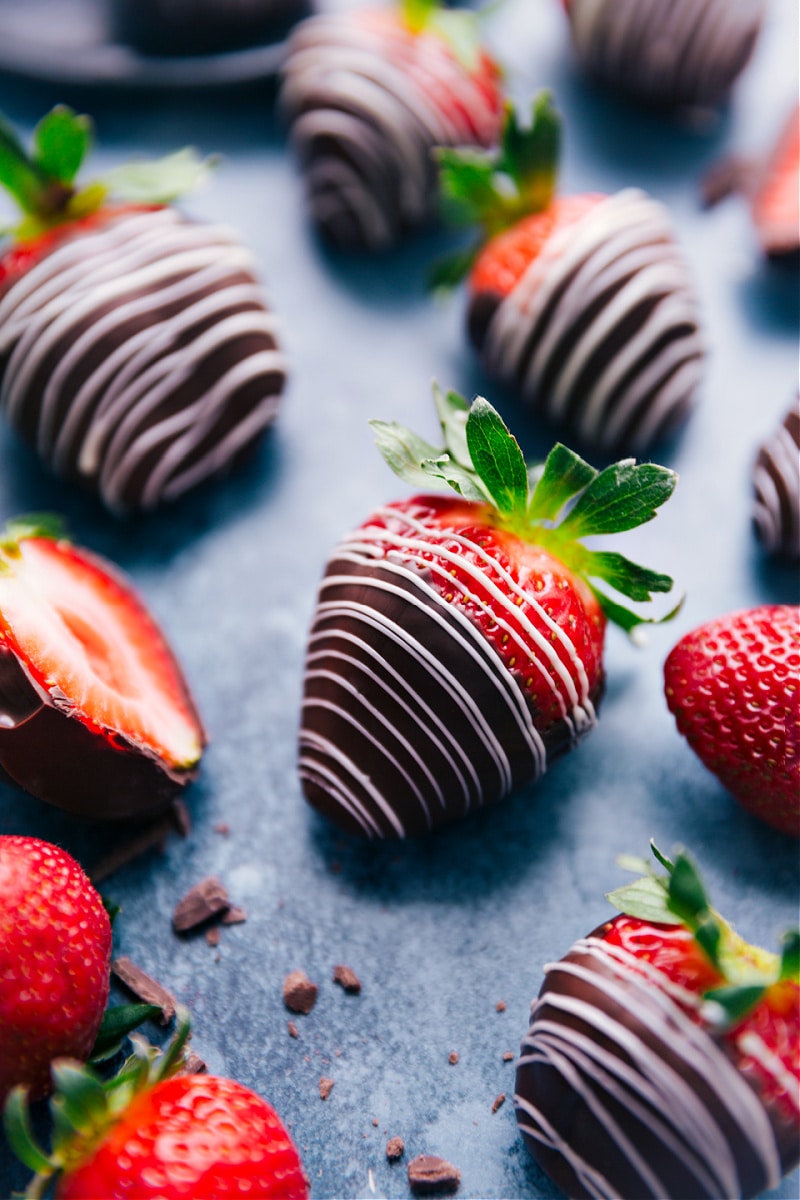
[0,516,205,820]
[299,388,677,837]
[752,405,800,561]
[0,107,286,513]
[563,0,765,109]
[112,0,310,57]
[514,844,800,1200]
[280,0,503,251]
[436,97,704,455]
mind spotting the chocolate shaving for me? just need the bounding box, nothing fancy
[448,1051,459,1065]
[205,926,221,947]
[495,1000,506,1013]
[283,969,318,1014]
[213,822,230,835]
[502,1051,514,1062]
[386,1136,405,1161]
[170,797,192,837]
[178,1049,208,1075]
[372,1117,379,1127]
[173,876,230,933]
[407,1154,460,1195]
[111,956,176,1025]
[90,816,173,883]
[221,906,247,926]
[288,1021,299,1039]
[699,154,757,208]
[332,964,361,993]
[491,1093,506,1113]
[319,1076,334,1100]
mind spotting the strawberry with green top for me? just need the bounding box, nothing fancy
[0,105,287,513]
[434,95,704,454]
[0,515,205,819]
[299,386,678,838]
[280,0,504,251]
[5,1012,309,1199]
[514,842,800,1200]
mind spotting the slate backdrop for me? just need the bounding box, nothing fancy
[0,1,798,1197]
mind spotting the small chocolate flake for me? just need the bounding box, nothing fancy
[332,964,361,993]
[495,1000,506,1013]
[319,1077,334,1100]
[502,1051,514,1062]
[283,970,318,1014]
[699,154,756,208]
[386,1136,404,1162]
[205,926,221,947]
[169,797,192,837]
[491,1093,506,1114]
[288,1021,299,1039]
[173,877,230,933]
[448,1051,459,1065]
[407,1154,460,1195]
[111,956,176,1025]
[212,822,230,835]
[178,1049,208,1075]
[372,1118,379,1127]
[221,906,247,926]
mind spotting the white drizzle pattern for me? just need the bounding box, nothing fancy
[280,10,501,250]
[299,505,599,837]
[752,405,800,560]
[514,935,788,1199]
[566,0,765,108]
[479,189,704,453]
[0,207,287,512]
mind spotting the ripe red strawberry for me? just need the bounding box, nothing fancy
[434,96,704,454]
[280,0,503,250]
[5,1015,309,1199]
[0,515,205,820]
[299,386,678,837]
[664,604,799,837]
[750,104,799,261]
[0,836,112,1105]
[0,105,287,512]
[515,842,800,1199]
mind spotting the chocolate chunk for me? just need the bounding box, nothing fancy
[495,1000,506,1012]
[332,964,361,993]
[288,1021,299,1039]
[386,1136,405,1161]
[448,1051,459,1065]
[111,956,176,1025]
[407,1154,460,1195]
[372,1118,379,1127]
[283,970,318,1014]
[172,877,230,932]
[178,1049,208,1075]
[319,1077,334,1100]
[213,822,230,835]
[491,1093,506,1113]
[699,155,755,208]
[205,926,221,947]
[170,797,192,837]
[502,1051,514,1062]
[221,906,247,926]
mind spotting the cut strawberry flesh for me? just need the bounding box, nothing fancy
[0,538,203,770]
[752,105,799,258]
[603,914,724,994]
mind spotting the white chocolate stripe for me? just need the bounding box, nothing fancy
[298,741,389,838]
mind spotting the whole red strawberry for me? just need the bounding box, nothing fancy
[515,843,800,1199]
[0,515,205,820]
[664,604,799,836]
[0,106,287,512]
[5,1016,309,1199]
[0,836,111,1105]
[280,0,503,250]
[299,386,678,837]
[434,96,704,454]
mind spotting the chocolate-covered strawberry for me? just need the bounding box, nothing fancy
[299,387,678,838]
[434,96,704,454]
[280,0,503,251]
[664,604,800,837]
[752,404,799,561]
[0,515,205,819]
[514,843,800,1200]
[750,105,799,262]
[0,106,287,513]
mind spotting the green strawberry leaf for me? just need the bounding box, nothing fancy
[589,587,682,634]
[527,443,597,523]
[465,396,528,518]
[703,984,767,1026]
[433,384,472,468]
[500,93,560,212]
[0,113,52,215]
[436,147,500,227]
[104,148,213,205]
[558,460,678,539]
[370,420,444,490]
[579,550,674,602]
[780,930,800,981]
[429,242,481,291]
[667,852,712,923]
[423,453,489,503]
[90,1003,162,1063]
[0,512,67,553]
[2,1087,54,1176]
[32,107,91,185]
[606,875,680,925]
[650,840,675,872]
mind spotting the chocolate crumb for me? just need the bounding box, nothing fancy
[212,822,230,835]
[178,1049,208,1075]
[386,1136,404,1161]
[90,816,173,883]
[491,1093,506,1114]
[319,1077,334,1101]
[205,926,221,947]
[288,1021,299,1039]
[173,877,230,933]
[111,956,176,1025]
[699,154,756,208]
[502,1051,514,1062]
[283,970,318,1014]
[448,1051,459,1065]
[221,906,247,926]
[495,1000,506,1013]
[407,1154,460,1195]
[332,964,361,993]
[170,798,192,837]
[372,1117,379,1127]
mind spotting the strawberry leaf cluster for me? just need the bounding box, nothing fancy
[371,386,678,631]
[402,0,483,72]
[608,841,800,1024]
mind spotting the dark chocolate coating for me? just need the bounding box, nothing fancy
[514,927,799,1199]
[752,405,800,560]
[111,0,310,56]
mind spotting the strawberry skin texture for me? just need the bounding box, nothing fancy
[0,535,206,820]
[0,836,111,1104]
[56,1075,309,1200]
[664,604,800,836]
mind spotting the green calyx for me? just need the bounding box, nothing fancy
[607,841,800,1027]
[370,385,679,633]
[3,1007,192,1199]
[0,513,67,572]
[432,93,560,289]
[401,0,484,72]
[0,106,211,243]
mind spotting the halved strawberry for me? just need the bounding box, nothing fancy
[751,104,799,261]
[0,516,205,820]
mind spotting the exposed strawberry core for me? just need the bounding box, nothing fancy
[470,193,605,299]
[0,537,203,769]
